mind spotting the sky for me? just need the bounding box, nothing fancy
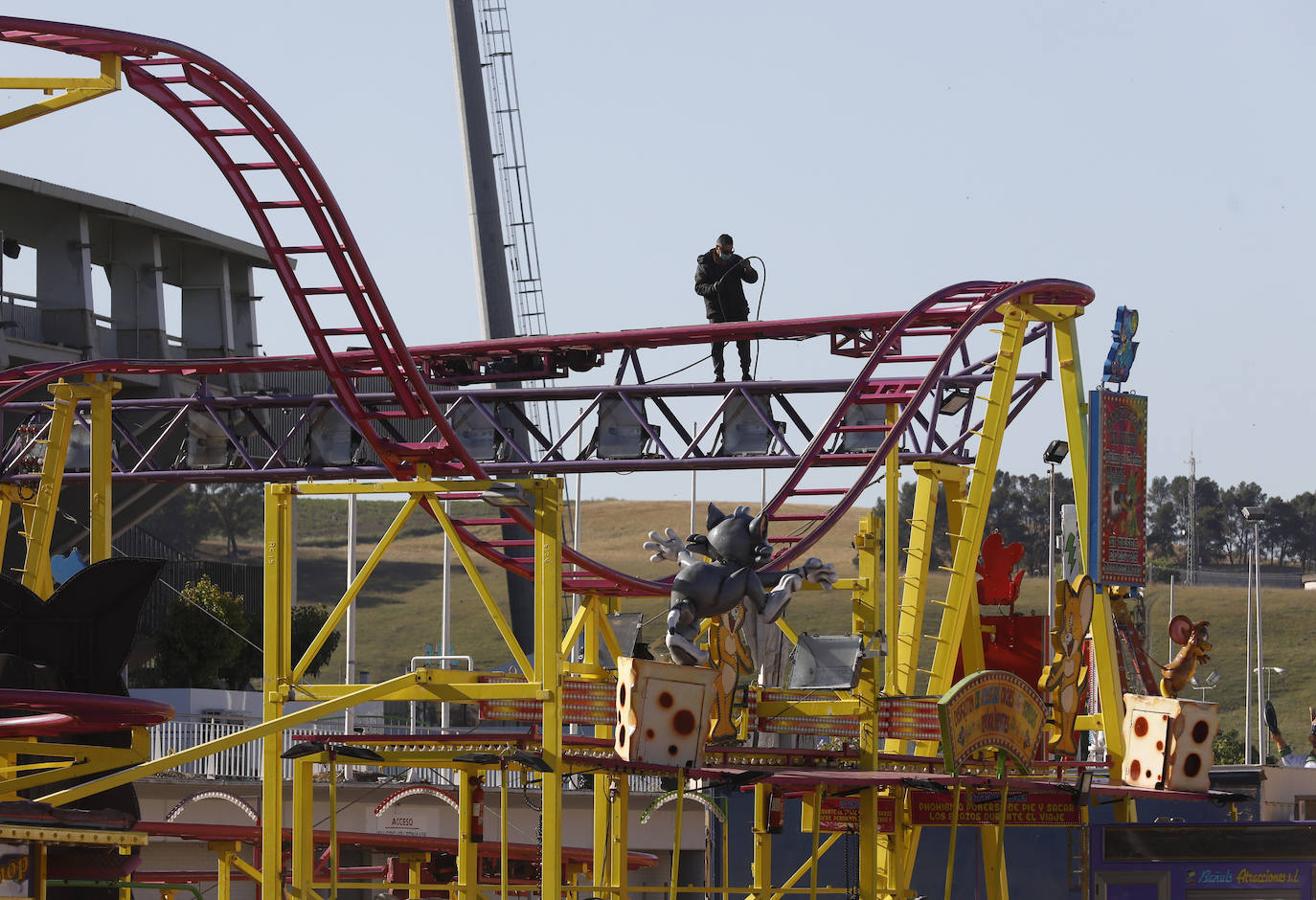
[2,2,1314,505]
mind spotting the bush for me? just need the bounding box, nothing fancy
[152,576,248,688]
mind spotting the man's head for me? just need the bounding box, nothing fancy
[715,234,734,259]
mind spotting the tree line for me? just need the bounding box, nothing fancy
[874,470,1316,575]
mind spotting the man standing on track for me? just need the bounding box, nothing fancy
[694,233,758,382]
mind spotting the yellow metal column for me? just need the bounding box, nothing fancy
[882,404,900,695]
[535,480,565,900]
[290,758,314,897]
[750,784,774,900]
[1055,319,1129,784]
[456,770,480,900]
[88,377,120,563]
[21,381,77,597]
[921,303,1029,712]
[854,512,882,900]
[261,484,294,897]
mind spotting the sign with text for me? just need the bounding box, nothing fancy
[801,796,896,834]
[1088,390,1148,586]
[0,844,30,899]
[910,791,1080,827]
[938,670,1045,774]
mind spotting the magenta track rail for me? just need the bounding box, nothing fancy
[0,19,1094,596]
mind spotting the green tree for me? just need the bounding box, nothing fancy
[1213,728,1245,765]
[138,486,214,556]
[204,484,263,558]
[222,603,342,689]
[153,576,247,688]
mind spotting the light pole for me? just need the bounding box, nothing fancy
[1043,440,1069,655]
[1243,506,1266,764]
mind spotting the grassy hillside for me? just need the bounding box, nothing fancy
[220,497,1314,751]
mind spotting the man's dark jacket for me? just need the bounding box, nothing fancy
[694,250,758,322]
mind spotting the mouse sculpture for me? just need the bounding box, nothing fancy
[644,503,837,666]
[1160,615,1211,698]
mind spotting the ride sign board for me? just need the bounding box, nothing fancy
[1088,390,1148,586]
[938,670,1045,774]
[910,792,1079,827]
[804,793,1078,833]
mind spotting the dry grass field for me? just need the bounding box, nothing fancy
[223,496,1313,753]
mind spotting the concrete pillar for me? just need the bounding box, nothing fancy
[229,259,262,392]
[35,207,97,354]
[228,259,259,357]
[179,245,235,359]
[108,224,167,359]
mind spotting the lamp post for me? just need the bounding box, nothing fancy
[1043,440,1070,655]
[1243,506,1266,763]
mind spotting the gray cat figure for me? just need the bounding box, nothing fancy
[644,503,837,665]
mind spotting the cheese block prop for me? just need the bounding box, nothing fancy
[615,656,717,769]
[1120,693,1218,792]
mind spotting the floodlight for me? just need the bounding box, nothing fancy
[508,750,553,773]
[717,393,785,456]
[938,386,971,416]
[280,741,384,762]
[446,401,503,462]
[595,396,657,459]
[186,411,231,469]
[787,633,865,691]
[63,421,91,472]
[1043,440,1069,465]
[452,752,503,766]
[1242,506,1266,522]
[837,403,889,454]
[598,612,644,668]
[481,482,529,508]
[1074,768,1093,806]
[304,406,361,467]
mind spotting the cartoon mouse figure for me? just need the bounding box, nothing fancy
[644,503,836,665]
[1160,615,1211,698]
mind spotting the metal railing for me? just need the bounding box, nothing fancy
[146,718,665,792]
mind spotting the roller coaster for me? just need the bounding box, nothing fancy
[0,16,1192,900]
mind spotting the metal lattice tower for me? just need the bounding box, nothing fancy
[475,1,556,439]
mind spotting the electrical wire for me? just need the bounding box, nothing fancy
[649,253,768,384]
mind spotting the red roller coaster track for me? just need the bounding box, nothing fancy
[0,19,1094,597]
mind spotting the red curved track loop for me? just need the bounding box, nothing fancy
[0,689,174,738]
[0,19,1095,598]
[0,17,476,478]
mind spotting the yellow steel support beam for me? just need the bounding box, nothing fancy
[431,497,536,679]
[852,511,884,900]
[534,479,565,900]
[292,495,419,681]
[882,404,900,694]
[21,384,75,597]
[922,303,1030,709]
[262,483,293,899]
[1055,316,1131,811]
[291,758,314,898]
[456,770,480,900]
[0,54,121,130]
[766,832,841,900]
[88,378,119,562]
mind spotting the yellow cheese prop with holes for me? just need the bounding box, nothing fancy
[1121,693,1218,793]
[615,656,717,769]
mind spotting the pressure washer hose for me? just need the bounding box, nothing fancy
[650,254,767,383]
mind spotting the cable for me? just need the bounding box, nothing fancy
[692,251,769,382]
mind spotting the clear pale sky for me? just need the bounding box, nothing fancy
[3,2,1313,504]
